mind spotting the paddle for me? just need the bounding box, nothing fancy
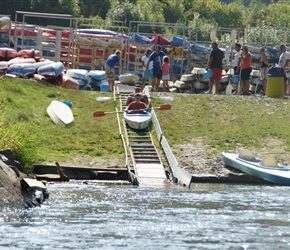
[96,96,174,102]
[237,64,242,95]
[93,104,172,117]
[254,79,259,96]
[226,30,237,95]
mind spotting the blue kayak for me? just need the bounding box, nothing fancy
[222,151,290,186]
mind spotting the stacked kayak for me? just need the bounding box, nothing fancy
[85,70,106,90]
[60,74,80,89]
[37,62,64,77]
[8,63,35,77]
[66,69,88,88]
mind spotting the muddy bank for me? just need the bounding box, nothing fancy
[0,149,48,208]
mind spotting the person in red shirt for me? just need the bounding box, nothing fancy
[125,93,148,114]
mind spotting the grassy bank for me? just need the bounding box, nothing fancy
[1,77,290,171]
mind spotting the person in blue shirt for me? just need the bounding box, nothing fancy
[105,50,121,92]
[146,45,165,91]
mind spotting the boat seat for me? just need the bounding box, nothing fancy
[239,149,255,161]
[262,156,278,168]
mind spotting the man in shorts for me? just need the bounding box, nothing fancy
[146,45,165,91]
[206,42,223,94]
[105,50,121,92]
[278,44,289,94]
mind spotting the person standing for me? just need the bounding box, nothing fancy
[240,46,252,95]
[206,42,223,94]
[146,45,165,92]
[259,48,269,94]
[141,48,153,91]
[105,50,121,92]
[278,44,289,95]
[161,56,170,92]
[232,43,242,94]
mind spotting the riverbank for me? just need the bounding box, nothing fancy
[2,77,290,204]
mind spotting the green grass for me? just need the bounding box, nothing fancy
[154,93,290,156]
[0,78,123,171]
[1,77,290,172]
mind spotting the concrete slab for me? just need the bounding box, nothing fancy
[137,169,166,179]
[136,163,164,169]
[138,177,168,186]
[118,83,135,93]
[135,163,167,185]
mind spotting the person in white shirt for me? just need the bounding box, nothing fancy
[232,43,242,94]
[141,48,153,91]
[278,44,289,94]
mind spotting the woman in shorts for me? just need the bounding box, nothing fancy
[240,46,252,95]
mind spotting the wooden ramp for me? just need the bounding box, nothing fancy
[136,163,168,186]
[118,85,168,187]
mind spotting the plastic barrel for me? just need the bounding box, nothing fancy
[100,81,109,92]
[63,101,72,108]
[203,69,213,80]
[266,77,284,97]
[232,75,239,84]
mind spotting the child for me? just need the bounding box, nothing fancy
[161,56,170,92]
[141,48,153,91]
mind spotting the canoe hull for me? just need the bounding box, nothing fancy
[124,112,151,130]
[47,100,74,126]
[222,152,290,185]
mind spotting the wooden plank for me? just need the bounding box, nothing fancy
[135,163,167,180]
[21,178,47,190]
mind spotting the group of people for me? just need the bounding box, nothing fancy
[207,41,290,96]
[143,45,170,92]
[206,42,253,95]
[104,45,171,93]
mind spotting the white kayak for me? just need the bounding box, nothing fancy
[124,111,152,130]
[47,100,74,126]
[222,151,290,186]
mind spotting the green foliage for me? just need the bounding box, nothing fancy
[2,0,290,37]
[162,0,185,24]
[106,0,142,27]
[265,2,290,28]
[14,124,40,172]
[246,21,285,46]
[0,114,20,151]
[79,0,111,19]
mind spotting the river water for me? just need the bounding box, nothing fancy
[1,181,290,250]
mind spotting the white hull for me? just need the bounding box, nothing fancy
[124,112,152,130]
[119,73,139,84]
[47,100,74,126]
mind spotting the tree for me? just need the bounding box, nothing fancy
[78,0,111,19]
[106,0,142,28]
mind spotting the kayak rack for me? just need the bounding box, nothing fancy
[116,86,168,187]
